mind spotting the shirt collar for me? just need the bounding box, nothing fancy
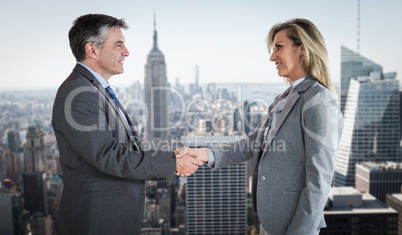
[292,76,307,89]
[77,62,110,88]
[289,76,308,94]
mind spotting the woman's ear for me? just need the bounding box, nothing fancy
[300,45,304,56]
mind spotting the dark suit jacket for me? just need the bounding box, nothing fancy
[52,64,176,235]
[210,77,344,234]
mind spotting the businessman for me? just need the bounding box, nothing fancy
[52,14,202,235]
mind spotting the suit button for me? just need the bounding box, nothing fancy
[260,176,266,182]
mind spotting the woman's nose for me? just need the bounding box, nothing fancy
[270,52,276,61]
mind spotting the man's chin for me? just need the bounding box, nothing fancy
[116,69,124,75]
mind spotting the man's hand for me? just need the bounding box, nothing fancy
[176,147,209,162]
[174,147,209,177]
[175,149,204,177]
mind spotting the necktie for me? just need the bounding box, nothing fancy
[105,86,140,150]
[105,86,119,108]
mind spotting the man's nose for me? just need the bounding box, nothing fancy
[123,45,130,57]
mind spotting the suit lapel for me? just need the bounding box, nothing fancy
[263,91,300,151]
[263,77,318,152]
[256,115,270,144]
[118,103,141,151]
[74,64,140,151]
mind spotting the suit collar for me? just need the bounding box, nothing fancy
[73,63,141,151]
[74,63,95,81]
[262,75,318,151]
[293,75,318,94]
[76,62,111,89]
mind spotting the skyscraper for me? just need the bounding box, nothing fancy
[3,149,17,181]
[340,46,382,113]
[7,130,20,153]
[233,108,241,132]
[242,101,251,135]
[193,64,199,95]
[157,188,171,231]
[23,172,48,216]
[25,120,46,173]
[0,147,4,189]
[47,173,63,230]
[335,47,400,186]
[184,136,247,235]
[144,15,168,141]
[0,193,25,235]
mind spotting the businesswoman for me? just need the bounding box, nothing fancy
[178,18,344,235]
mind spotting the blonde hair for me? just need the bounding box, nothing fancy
[267,18,336,95]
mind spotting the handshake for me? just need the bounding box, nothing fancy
[174,147,209,177]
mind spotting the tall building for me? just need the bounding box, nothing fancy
[387,194,402,235]
[193,64,200,95]
[233,108,241,132]
[25,120,46,173]
[0,147,4,189]
[323,187,398,234]
[47,173,63,231]
[23,172,48,216]
[157,188,171,230]
[175,201,186,228]
[400,91,402,141]
[7,130,20,153]
[3,149,18,181]
[335,47,400,187]
[340,46,382,113]
[30,214,52,235]
[242,101,251,135]
[356,162,402,203]
[144,15,168,141]
[0,193,26,235]
[205,83,217,102]
[184,136,247,235]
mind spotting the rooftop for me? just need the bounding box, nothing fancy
[29,119,40,127]
[359,161,402,171]
[325,187,396,215]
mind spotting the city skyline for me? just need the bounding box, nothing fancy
[1,3,401,231]
[1,0,401,90]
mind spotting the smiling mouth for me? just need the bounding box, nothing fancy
[275,62,282,69]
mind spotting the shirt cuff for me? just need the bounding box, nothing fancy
[206,148,215,168]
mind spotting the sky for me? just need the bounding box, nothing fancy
[0,0,401,90]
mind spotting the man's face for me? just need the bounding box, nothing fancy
[95,27,129,80]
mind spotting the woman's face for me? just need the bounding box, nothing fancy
[270,30,306,82]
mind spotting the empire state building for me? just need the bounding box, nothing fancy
[144,16,169,142]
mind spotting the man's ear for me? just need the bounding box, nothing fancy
[85,42,97,60]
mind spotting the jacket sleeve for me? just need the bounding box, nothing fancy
[286,89,344,234]
[209,118,266,170]
[53,81,176,181]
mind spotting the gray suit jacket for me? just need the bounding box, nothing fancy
[210,77,343,235]
[52,64,176,235]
